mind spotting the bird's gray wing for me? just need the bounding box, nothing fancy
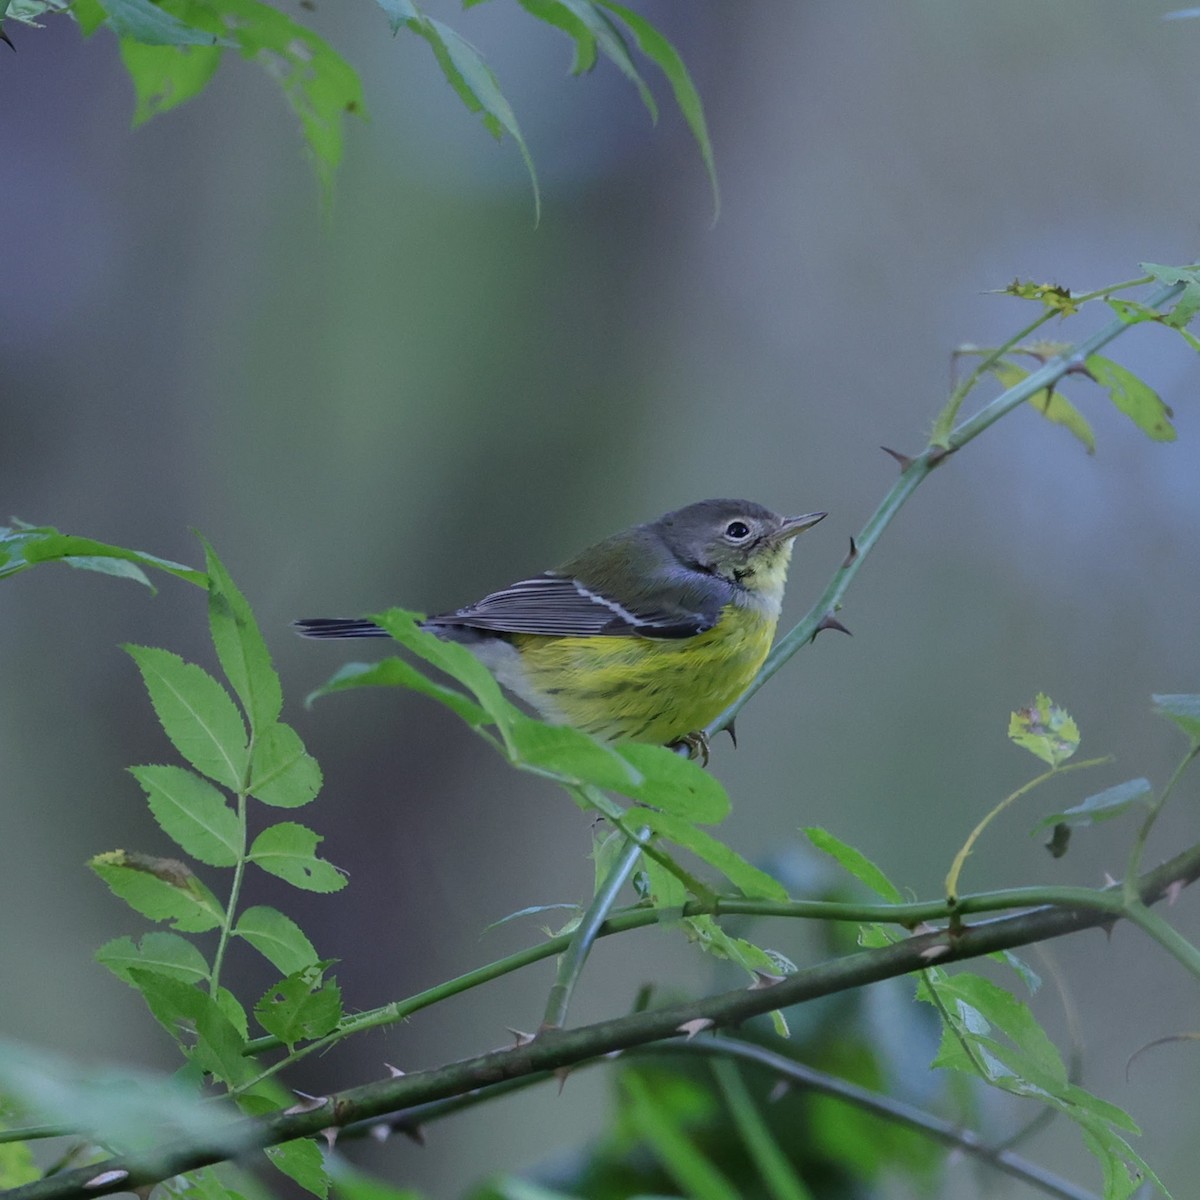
[423,573,717,640]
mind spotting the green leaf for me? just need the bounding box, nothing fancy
[1153,693,1200,743]
[0,1036,250,1157]
[1,523,204,586]
[203,539,283,732]
[308,657,489,727]
[329,1166,423,1200]
[266,1139,329,1198]
[516,0,598,74]
[119,38,222,123]
[638,810,787,900]
[0,1138,40,1189]
[249,823,347,892]
[595,0,718,219]
[615,742,729,822]
[377,3,540,222]
[234,905,319,975]
[1085,355,1176,442]
[130,764,241,866]
[1008,693,1079,767]
[90,850,224,931]
[804,826,904,903]
[173,1166,253,1200]
[220,0,365,204]
[254,963,343,1049]
[96,0,223,45]
[126,646,249,790]
[249,722,323,808]
[992,360,1095,454]
[1034,777,1152,831]
[96,931,210,986]
[128,970,257,1087]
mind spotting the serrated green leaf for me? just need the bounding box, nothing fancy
[1008,693,1079,767]
[90,851,224,931]
[5,526,205,586]
[377,4,540,222]
[249,823,347,892]
[234,905,319,975]
[220,0,365,204]
[329,1166,424,1200]
[615,742,729,822]
[309,657,490,726]
[126,646,249,789]
[120,38,222,124]
[266,1139,329,1198]
[127,970,257,1087]
[203,539,283,732]
[804,826,904,902]
[96,931,210,986]
[96,0,224,45]
[545,0,655,115]
[1034,777,1152,831]
[1085,355,1176,442]
[595,0,718,219]
[1104,297,1162,326]
[254,963,342,1049]
[173,1165,252,1200]
[1153,693,1200,742]
[61,555,154,587]
[130,764,241,866]
[638,810,787,900]
[248,722,322,808]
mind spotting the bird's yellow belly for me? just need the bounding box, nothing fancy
[509,604,776,745]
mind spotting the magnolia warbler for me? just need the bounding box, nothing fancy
[296,499,826,755]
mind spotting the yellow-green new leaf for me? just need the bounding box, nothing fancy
[1008,694,1079,767]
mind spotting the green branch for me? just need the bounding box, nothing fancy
[14,839,1200,1200]
[709,279,1185,736]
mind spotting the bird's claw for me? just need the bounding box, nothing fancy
[672,730,710,767]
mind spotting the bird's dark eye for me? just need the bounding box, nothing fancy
[725,521,751,540]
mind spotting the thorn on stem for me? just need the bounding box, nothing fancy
[748,970,785,990]
[506,1028,537,1047]
[400,1123,426,1146]
[881,445,913,470]
[814,613,852,638]
[725,721,738,749]
[0,28,14,51]
[842,536,858,569]
[676,1018,715,1040]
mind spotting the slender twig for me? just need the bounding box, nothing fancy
[208,791,248,996]
[541,826,649,1031]
[240,881,1127,1059]
[1125,743,1200,904]
[12,840,1199,1200]
[709,280,1185,738]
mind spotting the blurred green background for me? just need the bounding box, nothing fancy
[3,1,1200,1195]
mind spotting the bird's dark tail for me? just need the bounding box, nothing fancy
[293,618,390,639]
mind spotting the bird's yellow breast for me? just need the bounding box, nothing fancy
[508,603,777,745]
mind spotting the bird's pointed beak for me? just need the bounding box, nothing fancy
[775,511,827,542]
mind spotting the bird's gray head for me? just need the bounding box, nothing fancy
[651,499,826,596]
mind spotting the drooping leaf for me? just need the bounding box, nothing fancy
[125,645,249,790]
[95,931,210,987]
[992,360,1095,453]
[1034,777,1152,831]
[90,851,224,932]
[804,826,904,903]
[595,0,718,218]
[248,723,323,808]
[249,823,347,892]
[234,906,319,975]
[308,657,489,727]
[376,1,539,221]
[1008,693,1079,767]
[0,522,204,587]
[130,764,241,866]
[1085,355,1176,442]
[203,539,283,731]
